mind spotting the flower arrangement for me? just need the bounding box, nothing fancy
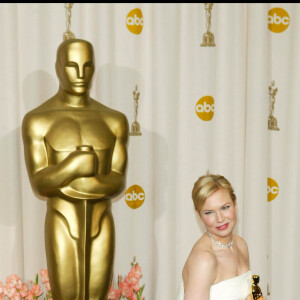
[0,258,144,300]
[107,257,145,300]
[0,270,52,300]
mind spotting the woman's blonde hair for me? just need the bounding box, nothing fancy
[192,173,236,212]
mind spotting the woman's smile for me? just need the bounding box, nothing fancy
[216,223,229,231]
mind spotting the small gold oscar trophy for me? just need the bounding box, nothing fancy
[201,3,216,47]
[251,275,264,300]
[268,80,279,131]
[130,85,142,136]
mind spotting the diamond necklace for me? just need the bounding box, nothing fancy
[206,231,234,249]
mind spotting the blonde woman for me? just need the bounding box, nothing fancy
[178,174,264,300]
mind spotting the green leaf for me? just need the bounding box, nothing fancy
[139,284,145,295]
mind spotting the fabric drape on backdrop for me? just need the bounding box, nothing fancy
[0,3,299,299]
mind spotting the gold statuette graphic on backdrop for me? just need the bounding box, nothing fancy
[201,3,216,47]
[130,85,142,136]
[63,3,75,41]
[22,38,129,300]
[268,80,279,131]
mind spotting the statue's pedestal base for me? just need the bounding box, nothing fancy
[201,32,215,47]
[130,122,142,136]
[268,116,279,131]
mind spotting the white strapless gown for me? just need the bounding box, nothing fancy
[177,270,252,300]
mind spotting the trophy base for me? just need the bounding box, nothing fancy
[201,32,215,47]
[130,122,142,136]
[268,116,279,131]
[63,31,75,41]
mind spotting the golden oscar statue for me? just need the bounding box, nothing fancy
[22,38,129,300]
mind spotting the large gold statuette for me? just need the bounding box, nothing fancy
[22,39,129,300]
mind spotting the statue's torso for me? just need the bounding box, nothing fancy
[45,109,115,175]
[30,100,122,237]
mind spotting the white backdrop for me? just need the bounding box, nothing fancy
[0,3,299,299]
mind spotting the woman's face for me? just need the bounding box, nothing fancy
[199,188,237,238]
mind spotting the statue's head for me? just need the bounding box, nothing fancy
[56,39,95,95]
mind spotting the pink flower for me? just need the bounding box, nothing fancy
[132,264,142,279]
[130,281,140,293]
[124,274,140,293]
[3,286,17,298]
[40,269,49,284]
[6,274,23,289]
[0,281,3,294]
[107,283,121,299]
[20,283,30,297]
[119,280,134,299]
[30,281,43,297]
[0,295,4,300]
[10,292,22,300]
[45,281,51,291]
[25,290,34,300]
[129,293,137,300]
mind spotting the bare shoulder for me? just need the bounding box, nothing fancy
[186,246,217,273]
[234,234,250,265]
[234,235,249,253]
[182,237,217,297]
[183,237,217,283]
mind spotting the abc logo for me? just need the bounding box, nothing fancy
[267,177,279,202]
[125,185,145,209]
[126,8,144,35]
[195,96,214,121]
[268,8,290,33]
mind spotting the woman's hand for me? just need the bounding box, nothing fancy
[246,295,252,300]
